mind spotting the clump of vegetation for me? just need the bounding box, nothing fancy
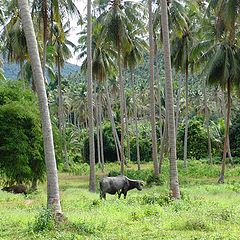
[31,208,56,232]
[177,117,219,160]
[173,218,212,231]
[139,192,173,206]
[0,81,45,189]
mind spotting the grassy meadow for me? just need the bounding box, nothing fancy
[1,161,240,240]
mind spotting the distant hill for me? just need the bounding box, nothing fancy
[3,61,80,80]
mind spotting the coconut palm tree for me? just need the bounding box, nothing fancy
[196,0,240,183]
[86,0,96,192]
[31,0,80,81]
[124,26,148,170]
[171,15,194,169]
[76,16,119,165]
[51,21,75,170]
[160,0,180,199]
[148,0,159,176]
[1,5,28,80]
[101,0,133,174]
[18,0,62,215]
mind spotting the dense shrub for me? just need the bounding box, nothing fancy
[82,122,118,163]
[0,81,45,185]
[177,117,218,160]
[130,136,152,162]
[230,111,240,157]
[31,208,55,232]
[83,121,154,163]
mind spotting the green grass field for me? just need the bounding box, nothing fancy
[1,162,240,240]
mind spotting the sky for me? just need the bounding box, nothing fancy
[68,0,86,65]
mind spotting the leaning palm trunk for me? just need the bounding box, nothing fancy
[131,71,141,170]
[218,80,231,183]
[117,43,125,175]
[203,81,212,164]
[149,0,159,176]
[183,63,189,169]
[87,0,96,192]
[18,0,62,214]
[161,0,180,199]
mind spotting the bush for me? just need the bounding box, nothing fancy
[130,136,152,162]
[0,81,45,186]
[82,121,154,163]
[82,122,118,163]
[230,111,240,157]
[177,116,218,160]
[31,208,55,232]
[139,192,172,206]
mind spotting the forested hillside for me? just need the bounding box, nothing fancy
[3,60,80,80]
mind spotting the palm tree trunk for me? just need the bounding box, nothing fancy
[158,78,163,140]
[124,98,131,164]
[183,62,189,169]
[161,0,180,199]
[220,90,232,163]
[57,54,68,170]
[203,80,212,164]
[175,75,183,136]
[117,43,125,175]
[99,95,105,171]
[42,0,48,85]
[87,0,96,192]
[218,80,231,183]
[227,136,233,163]
[94,83,101,166]
[18,0,62,214]
[149,0,159,176]
[159,118,167,173]
[105,81,121,163]
[131,71,141,170]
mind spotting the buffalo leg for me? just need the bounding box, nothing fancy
[100,191,106,200]
[118,191,121,199]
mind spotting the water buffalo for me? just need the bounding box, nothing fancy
[1,184,27,195]
[100,176,144,200]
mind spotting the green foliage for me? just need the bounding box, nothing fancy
[138,192,173,206]
[1,162,240,240]
[177,116,218,160]
[31,208,55,232]
[82,121,118,163]
[0,80,45,185]
[130,135,152,163]
[230,111,240,157]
